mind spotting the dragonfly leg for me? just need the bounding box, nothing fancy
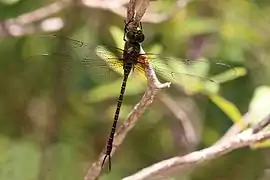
[123,19,134,41]
[139,22,143,30]
[101,154,112,171]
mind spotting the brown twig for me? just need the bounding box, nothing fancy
[123,128,270,180]
[252,113,270,134]
[84,0,190,24]
[159,93,200,151]
[122,112,270,180]
[126,0,137,24]
[125,0,150,30]
[133,0,150,27]
[215,112,250,145]
[217,112,270,144]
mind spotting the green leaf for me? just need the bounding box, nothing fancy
[211,67,247,83]
[210,94,242,123]
[248,86,270,149]
[249,86,270,124]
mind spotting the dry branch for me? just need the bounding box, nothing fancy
[125,0,150,30]
[252,113,270,133]
[122,113,270,180]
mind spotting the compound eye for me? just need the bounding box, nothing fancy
[136,33,145,43]
[126,31,135,41]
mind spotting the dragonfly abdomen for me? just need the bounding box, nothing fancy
[103,65,132,170]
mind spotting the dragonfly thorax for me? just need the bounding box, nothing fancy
[124,41,141,53]
[123,42,142,65]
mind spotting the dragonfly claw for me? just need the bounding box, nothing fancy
[101,154,112,171]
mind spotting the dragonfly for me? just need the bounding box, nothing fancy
[27,24,237,171]
[101,22,146,170]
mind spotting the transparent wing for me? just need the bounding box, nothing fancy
[28,35,238,84]
[93,45,238,85]
[26,35,126,79]
[142,52,238,84]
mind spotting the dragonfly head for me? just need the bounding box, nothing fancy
[126,29,145,43]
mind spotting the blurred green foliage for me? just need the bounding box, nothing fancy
[1,0,270,179]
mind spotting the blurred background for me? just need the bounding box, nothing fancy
[1,0,270,179]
